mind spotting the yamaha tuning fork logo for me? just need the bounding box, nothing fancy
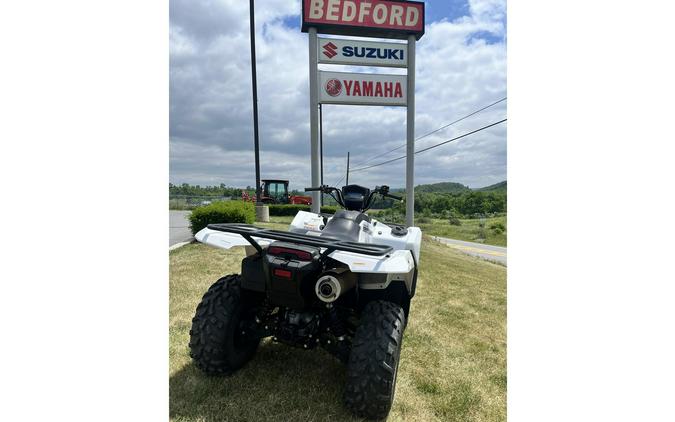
[322,42,338,58]
[324,78,342,97]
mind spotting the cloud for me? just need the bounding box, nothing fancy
[170,0,506,190]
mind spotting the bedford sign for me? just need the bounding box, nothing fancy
[302,0,425,40]
[319,71,407,106]
[318,37,407,68]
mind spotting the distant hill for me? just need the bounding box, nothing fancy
[415,182,471,193]
[414,180,507,194]
[475,181,507,192]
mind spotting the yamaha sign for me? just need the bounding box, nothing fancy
[318,37,407,68]
[319,71,407,106]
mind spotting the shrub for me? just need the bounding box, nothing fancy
[267,204,308,216]
[490,222,506,232]
[189,201,255,235]
[320,205,339,215]
[267,204,338,216]
[448,216,462,226]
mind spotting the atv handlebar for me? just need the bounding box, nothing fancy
[374,185,402,201]
[306,186,345,208]
[305,185,401,212]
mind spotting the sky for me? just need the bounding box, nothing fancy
[170,0,506,190]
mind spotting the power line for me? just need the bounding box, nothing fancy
[349,118,507,173]
[350,97,506,169]
[333,172,347,187]
[331,97,506,186]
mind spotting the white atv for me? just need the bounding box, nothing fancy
[191,184,421,420]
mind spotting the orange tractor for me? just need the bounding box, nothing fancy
[242,179,312,205]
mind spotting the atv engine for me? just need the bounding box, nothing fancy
[276,309,320,346]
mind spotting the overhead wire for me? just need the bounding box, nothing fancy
[349,118,507,173]
[349,96,506,169]
[330,97,506,185]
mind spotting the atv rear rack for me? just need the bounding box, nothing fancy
[207,223,393,256]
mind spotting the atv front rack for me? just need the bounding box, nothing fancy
[207,223,393,256]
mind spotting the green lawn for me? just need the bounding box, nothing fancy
[259,215,507,247]
[415,216,507,247]
[170,237,506,421]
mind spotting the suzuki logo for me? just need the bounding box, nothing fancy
[322,42,338,59]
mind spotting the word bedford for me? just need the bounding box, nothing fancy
[302,0,425,40]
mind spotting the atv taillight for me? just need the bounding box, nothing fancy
[273,269,292,279]
[267,246,312,261]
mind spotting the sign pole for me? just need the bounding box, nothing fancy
[248,0,262,204]
[308,27,321,213]
[346,151,350,186]
[319,103,323,206]
[405,35,416,227]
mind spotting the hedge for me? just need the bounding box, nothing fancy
[189,201,255,235]
[267,204,339,216]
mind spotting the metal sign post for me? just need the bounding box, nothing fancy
[308,27,321,213]
[405,35,415,227]
[319,103,324,206]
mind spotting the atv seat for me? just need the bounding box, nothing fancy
[320,210,370,242]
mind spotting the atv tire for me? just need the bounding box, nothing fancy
[344,300,407,420]
[189,274,260,375]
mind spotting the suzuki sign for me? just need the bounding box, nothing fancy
[318,37,407,68]
[302,0,425,40]
[319,71,407,106]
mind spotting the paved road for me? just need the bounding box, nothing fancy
[170,210,192,247]
[431,236,507,265]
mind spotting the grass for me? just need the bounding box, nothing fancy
[170,236,506,421]
[255,215,294,230]
[415,216,507,247]
[266,214,507,247]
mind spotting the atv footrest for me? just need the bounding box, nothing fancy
[207,223,393,256]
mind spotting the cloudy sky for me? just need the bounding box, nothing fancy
[170,0,506,190]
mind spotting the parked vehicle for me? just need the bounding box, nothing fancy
[191,184,421,419]
[241,179,312,205]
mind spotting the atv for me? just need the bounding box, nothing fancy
[190,184,421,419]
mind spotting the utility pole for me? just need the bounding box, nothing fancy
[346,151,350,186]
[319,103,323,206]
[249,0,261,202]
[249,0,268,221]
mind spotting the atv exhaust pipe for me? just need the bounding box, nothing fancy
[315,269,356,303]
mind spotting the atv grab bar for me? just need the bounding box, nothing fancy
[207,223,393,256]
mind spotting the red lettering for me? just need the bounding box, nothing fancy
[384,82,393,97]
[375,82,383,96]
[394,82,402,97]
[344,79,352,95]
[303,0,424,32]
[363,81,373,96]
[353,81,361,96]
